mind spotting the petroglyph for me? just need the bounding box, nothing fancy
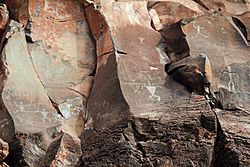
[143,85,161,102]
[149,66,158,70]
[222,65,240,93]
[129,83,141,93]
[139,37,145,43]
[191,22,208,39]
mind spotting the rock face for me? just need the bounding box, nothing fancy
[0,138,8,167]
[0,0,249,166]
[2,22,60,133]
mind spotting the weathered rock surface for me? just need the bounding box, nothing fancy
[1,0,95,166]
[0,0,249,166]
[81,1,216,166]
[2,21,60,133]
[0,138,8,167]
[39,132,82,167]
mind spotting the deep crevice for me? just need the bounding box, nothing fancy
[136,143,147,158]
[153,18,223,111]
[211,111,239,167]
[83,3,97,78]
[26,44,64,117]
[116,50,127,55]
[24,20,34,43]
[5,134,28,167]
[192,0,209,10]
[227,16,249,46]
[232,17,249,41]
[38,132,64,167]
[130,119,148,142]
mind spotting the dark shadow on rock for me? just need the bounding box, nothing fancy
[158,20,190,63]
[213,119,240,167]
[87,53,130,131]
[232,17,248,42]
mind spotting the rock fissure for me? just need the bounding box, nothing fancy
[0,0,249,166]
[27,42,64,118]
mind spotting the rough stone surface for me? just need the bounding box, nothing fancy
[2,21,60,133]
[39,132,82,167]
[81,1,216,166]
[0,0,249,167]
[0,138,8,162]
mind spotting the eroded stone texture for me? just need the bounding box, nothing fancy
[149,1,204,26]
[81,1,217,166]
[1,0,250,166]
[0,138,8,163]
[183,14,250,91]
[5,0,28,26]
[215,109,250,167]
[39,132,82,167]
[11,127,60,167]
[26,0,96,116]
[0,1,97,165]
[2,21,60,133]
[0,51,15,148]
[177,3,250,167]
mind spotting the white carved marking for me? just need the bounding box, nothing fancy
[191,22,208,39]
[145,86,156,95]
[144,85,161,102]
[222,66,240,93]
[139,37,145,43]
[149,66,158,70]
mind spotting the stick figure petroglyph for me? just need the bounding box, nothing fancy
[129,83,141,93]
[222,66,240,93]
[191,22,209,39]
[124,69,162,101]
[144,85,161,102]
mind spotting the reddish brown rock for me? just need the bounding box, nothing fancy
[190,0,250,15]
[81,1,217,166]
[1,0,250,167]
[4,0,96,135]
[2,21,61,133]
[5,0,28,26]
[149,1,204,26]
[183,14,249,89]
[0,138,8,162]
[39,132,82,167]
[178,4,250,167]
[0,1,96,165]
[85,4,114,59]
[0,4,8,30]
[25,0,96,122]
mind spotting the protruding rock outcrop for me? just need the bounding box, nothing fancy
[0,0,249,166]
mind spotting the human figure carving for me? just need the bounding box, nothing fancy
[222,66,240,93]
[191,22,208,39]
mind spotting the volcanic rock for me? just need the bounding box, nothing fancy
[0,0,249,167]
